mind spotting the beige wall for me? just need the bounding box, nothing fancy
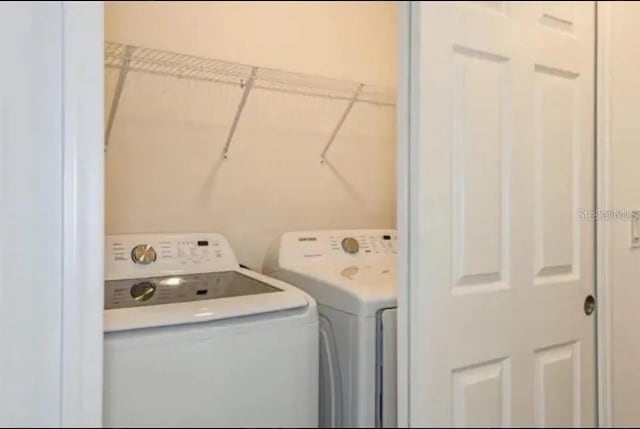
[105,1,397,268]
[106,1,396,85]
[608,3,640,425]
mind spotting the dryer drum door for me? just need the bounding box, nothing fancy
[319,315,343,427]
[376,308,397,428]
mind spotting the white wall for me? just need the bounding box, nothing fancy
[608,3,640,425]
[104,1,397,268]
[0,3,63,426]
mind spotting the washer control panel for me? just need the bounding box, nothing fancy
[276,229,397,267]
[106,233,239,281]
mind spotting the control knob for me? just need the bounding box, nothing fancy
[341,237,360,254]
[130,281,156,302]
[131,244,157,265]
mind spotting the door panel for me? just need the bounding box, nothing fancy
[534,341,580,427]
[404,2,595,426]
[534,65,579,282]
[452,358,511,427]
[451,46,509,292]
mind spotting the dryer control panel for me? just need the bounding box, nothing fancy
[106,233,239,281]
[275,229,397,267]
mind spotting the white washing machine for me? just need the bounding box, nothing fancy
[263,229,397,428]
[104,233,319,428]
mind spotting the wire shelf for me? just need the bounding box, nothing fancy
[105,41,395,106]
[105,41,253,87]
[104,41,396,159]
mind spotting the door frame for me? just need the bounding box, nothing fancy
[396,1,413,427]
[60,2,104,426]
[397,1,612,426]
[595,1,613,426]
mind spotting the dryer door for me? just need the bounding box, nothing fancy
[377,308,397,427]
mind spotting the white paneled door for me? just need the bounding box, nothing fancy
[401,1,595,426]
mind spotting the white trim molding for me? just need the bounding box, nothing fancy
[596,2,613,426]
[61,2,104,426]
[396,1,412,426]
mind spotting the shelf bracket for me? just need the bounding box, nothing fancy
[222,66,257,159]
[320,83,363,163]
[105,45,134,151]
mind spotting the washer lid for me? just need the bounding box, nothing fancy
[277,263,396,316]
[104,268,310,332]
[105,271,283,310]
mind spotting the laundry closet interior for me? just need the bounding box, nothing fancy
[104,2,398,428]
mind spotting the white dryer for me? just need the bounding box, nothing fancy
[264,229,397,428]
[104,233,319,428]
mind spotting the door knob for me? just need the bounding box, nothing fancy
[584,295,595,315]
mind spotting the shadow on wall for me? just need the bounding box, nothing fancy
[105,70,396,268]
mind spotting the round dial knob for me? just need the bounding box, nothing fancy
[130,281,156,302]
[341,237,360,254]
[131,244,157,265]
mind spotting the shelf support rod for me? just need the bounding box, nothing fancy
[105,45,134,150]
[320,83,364,163]
[222,66,257,159]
